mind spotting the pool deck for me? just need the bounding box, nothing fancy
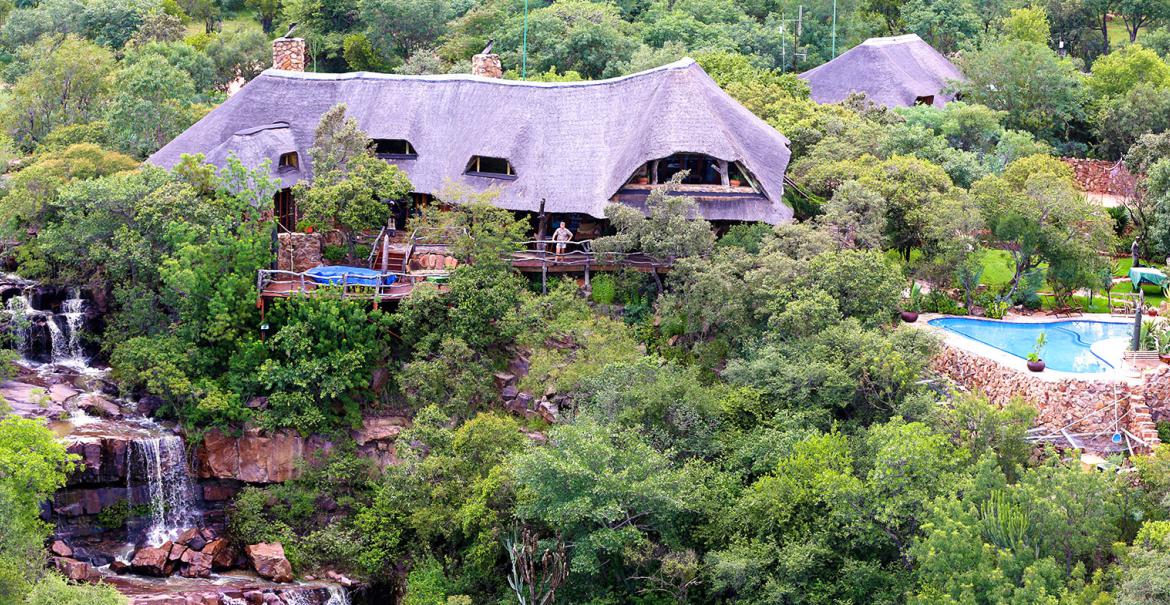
[914,312,1143,384]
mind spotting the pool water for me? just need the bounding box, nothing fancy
[928,318,1134,373]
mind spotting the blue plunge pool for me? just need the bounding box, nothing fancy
[928,318,1134,373]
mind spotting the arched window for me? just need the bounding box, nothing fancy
[638,154,749,187]
[466,156,516,179]
[373,139,417,158]
[278,152,299,169]
[914,95,935,106]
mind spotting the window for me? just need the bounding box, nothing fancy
[274,188,296,232]
[915,95,935,106]
[466,156,516,179]
[373,139,417,158]
[644,154,747,186]
[278,152,299,169]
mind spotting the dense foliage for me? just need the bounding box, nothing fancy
[1,0,1170,602]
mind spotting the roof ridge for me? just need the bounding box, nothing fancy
[261,57,701,89]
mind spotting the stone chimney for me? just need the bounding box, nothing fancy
[471,53,503,78]
[273,37,306,71]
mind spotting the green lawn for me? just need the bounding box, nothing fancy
[976,250,1166,311]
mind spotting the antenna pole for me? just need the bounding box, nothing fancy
[831,0,838,58]
[522,0,529,79]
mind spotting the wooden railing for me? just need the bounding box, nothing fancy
[257,269,447,302]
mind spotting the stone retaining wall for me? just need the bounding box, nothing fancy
[931,344,1162,449]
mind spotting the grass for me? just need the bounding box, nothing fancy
[975,250,1166,311]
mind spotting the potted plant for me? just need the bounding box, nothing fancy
[729,178,743,187]
[1027,332,1047,372]
[901,282,923,323]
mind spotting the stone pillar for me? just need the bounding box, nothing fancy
[471,53,503,78]
[272,38,306,71]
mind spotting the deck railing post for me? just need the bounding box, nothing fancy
[300,272,306,295]
[342,273,348,300]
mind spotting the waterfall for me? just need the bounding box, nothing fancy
[6,294,32,356]
[280,586,349,605]
[128,435,202,546]
[325,586,351,605]
[4,286,90,367]
[60,292,88,363]
[222,597,248,605]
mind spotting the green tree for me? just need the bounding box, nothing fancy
[296,154,412,257]
[955,40,1087,142]
[1087,44,1170,99]
[246,0,279,33]
[1001,6,1051,43]
[4,35,114,151]
[596,172,716,263]
[360,0,451,62]
[973,155,1115,302]
[204,25,270,90]
[105,53,199,158]
[494,0,639,78]
[0,415,78,602]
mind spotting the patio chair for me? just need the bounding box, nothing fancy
[1110,292,1140,317]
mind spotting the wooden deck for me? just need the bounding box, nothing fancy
[258,270,446,303]
[260,238,672,302]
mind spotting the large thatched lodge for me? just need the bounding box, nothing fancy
[148,39,795,242]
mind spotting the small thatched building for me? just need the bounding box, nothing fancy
[149,43,794,234]
[799,34,964,108]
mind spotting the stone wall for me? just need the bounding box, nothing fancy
[272,37,305,71]
[931,344,1162,449]
[276,232,321,272]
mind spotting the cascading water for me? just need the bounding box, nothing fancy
[128,434,202,546]
[325,586,351,605]
[4,285,91,368]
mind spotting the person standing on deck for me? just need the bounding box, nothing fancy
[1132,237,1142,268]
[553,222,573,260]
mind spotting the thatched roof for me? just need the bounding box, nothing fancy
[149,59,793,223]
[799,34,964,108]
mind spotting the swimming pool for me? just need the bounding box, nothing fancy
[928,318,1134,373]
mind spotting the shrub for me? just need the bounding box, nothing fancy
[590,274,617,305]
[322,244,348,263]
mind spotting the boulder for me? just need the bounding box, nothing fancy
[203,539,233,570]
[73,392,121,418]
[53,557,99,583]
[246,542,293,583]
[130,545,174,577]
[109,560,130,574]
[198,429,240,479]
[352,416,408,446]
[179,551,213,578]
[167,544,188,562]
[177,527,206,551]
[49,540,72,557]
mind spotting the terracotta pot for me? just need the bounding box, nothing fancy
[1027,359,1046,372]
[634,176,649,185]
[1161,354,1170,365]
[900,311,919,323]
[303,226,314,234]
[729,179,743,187]
[1149,308,1160,317]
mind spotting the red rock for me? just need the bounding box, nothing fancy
[201,483,237,502]
[179,551,212,578]
[176,528,200,546]
[245,542,293,583]
[130,545,174,577]
[49,540,72,557]
[53,557,99,583]
[237,433,271,483]
[199,429,240,479]
[352,417,408,446]
[204,539,234,570]
[168,544,188,562]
